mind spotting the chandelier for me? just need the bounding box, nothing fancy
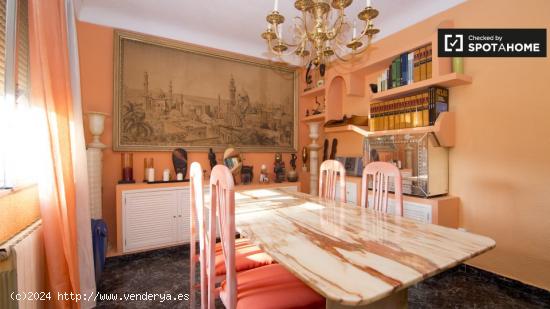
[261,0,380,66]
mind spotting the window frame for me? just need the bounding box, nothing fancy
[1,0,26,190]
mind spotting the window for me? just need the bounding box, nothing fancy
[0,0,30,189]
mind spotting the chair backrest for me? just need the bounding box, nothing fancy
[209,165,237,309]
[189,162,206,308]
[319,160,346,203]
[361,162,403,216]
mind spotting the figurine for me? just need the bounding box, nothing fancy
[172,148,188,180]
[301,146,308,171]
[329,138,338,160]
[208,148,217,170]
[311,97,322,115]
[369,83,378,93]
[317,63,325,87]
[259,164,270,183]
[322,139,329,162]
[223,147,242,184]
[305,109,310,117]
[241,166,253,185]
[273,152,286,183]
[290,153,297,170]
[305,61,313,88]
[287,153,298,182]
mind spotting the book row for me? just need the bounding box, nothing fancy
[369,87,449,131]
[376,44,433,92]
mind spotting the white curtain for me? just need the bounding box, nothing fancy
[65,0,96,307]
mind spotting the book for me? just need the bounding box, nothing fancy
[404,96,412,128]
[426,45,433,79]
[421,91,429,126]
[428,87,449,125]
[382,68,388,91]
[413,94,422,127]
[377,76,381,94]
[407,51,414,84]
[419,46,427,81]
[400,53,408,87]
[398,98,406,129]
[395,57,402,87]
[413,48,421,82]
[381,100,387,131]
[387,64,392,89]
[391,59,397,88]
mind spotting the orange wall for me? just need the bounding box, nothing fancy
[76,22,296,250]
[306,0,550,289]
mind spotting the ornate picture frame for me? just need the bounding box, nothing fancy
[113,30,298,152]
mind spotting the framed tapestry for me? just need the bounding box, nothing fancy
[113,31,298,152]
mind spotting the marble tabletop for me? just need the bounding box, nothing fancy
[234,188,496,306]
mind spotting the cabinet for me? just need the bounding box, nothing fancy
[123,187,189,253]
[115,181,301,255]
[338,176,459,227]
[366,196,432,224]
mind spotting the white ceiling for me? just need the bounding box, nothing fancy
[75,0,465,61]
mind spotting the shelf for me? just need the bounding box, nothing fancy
[300,113,325,123]
[371,73,472,101]
[301,86,325,98]
[324,124,369,135]
[323,112,455,147]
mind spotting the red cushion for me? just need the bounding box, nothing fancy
[215,238,274,276]
[220,264,325,309]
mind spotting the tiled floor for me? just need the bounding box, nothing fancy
[96,245,550,308]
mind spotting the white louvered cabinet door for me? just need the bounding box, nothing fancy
[175,188,191,243]
[123,190,179,252]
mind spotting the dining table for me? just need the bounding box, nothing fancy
[233,187,496,309]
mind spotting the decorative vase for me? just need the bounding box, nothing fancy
[452,57,464,74]
[287,170,298,182]
[120,153,135,184]
[87,111,108,149]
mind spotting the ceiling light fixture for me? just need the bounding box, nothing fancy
[261,0,380,67]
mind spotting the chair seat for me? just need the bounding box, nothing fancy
[220,264,325,309]
[214,238,274,276]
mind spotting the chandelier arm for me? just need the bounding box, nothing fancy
[267,36,308,57]
[301,10,313,42]
[271,24,302,48]
[350,36,374,55]
[332,46,352,62]
[351,21,371,43]
[326,8,346,40]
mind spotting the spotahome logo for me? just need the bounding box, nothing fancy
[438,29,546,57]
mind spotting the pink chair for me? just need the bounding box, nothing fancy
[211,165,324,309]
[189,162,207,307]
[189,163,274,308]
[361,161,403,216]
[319,160,346,203]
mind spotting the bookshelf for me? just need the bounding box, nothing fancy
[324,124,369,135]
[301,86,325,98]
[323,112,455,147]
[371,73,472,101]
[301,113,325,123]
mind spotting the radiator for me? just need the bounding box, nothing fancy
[0,219,45,309]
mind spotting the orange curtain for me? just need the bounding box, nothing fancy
[28,0,80,307]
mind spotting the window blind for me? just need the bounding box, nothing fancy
[0,0,7,188]
[0,0,6,99]
[16,0,27,103]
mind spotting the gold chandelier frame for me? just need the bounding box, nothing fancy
[261,0,380,65]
